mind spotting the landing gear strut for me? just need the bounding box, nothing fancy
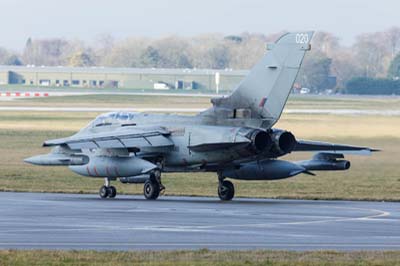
[143,168,164,200]
[99,178,117,199]
[217,173,235,201]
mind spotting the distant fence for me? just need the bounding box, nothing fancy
[0,92,49,97]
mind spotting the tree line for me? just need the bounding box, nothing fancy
[2,28,400,94]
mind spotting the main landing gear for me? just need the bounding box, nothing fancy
[99,178,117,199]
[218,173,235,201]
[143,168,165,200]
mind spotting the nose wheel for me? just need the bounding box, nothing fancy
[99,178,117,199]
[143,168,164,200]
[218,174,235,201]
[144,179,160,200]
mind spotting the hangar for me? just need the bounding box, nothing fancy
[0,66,248,91]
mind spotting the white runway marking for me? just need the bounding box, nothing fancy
[0,193,399,250]
[0,203,392,234]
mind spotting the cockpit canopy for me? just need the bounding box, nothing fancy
[87,112,138,129]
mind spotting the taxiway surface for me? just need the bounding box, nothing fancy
[0,192,399,250]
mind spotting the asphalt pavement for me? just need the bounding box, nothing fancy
[0,192,399,250]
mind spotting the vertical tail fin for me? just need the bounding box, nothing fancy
[211,32,313,128]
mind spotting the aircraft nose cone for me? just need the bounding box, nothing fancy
[24,156,40,165]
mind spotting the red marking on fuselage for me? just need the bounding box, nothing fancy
[259,97,267,107]
[86,166,92,176]
[93,166,100,176]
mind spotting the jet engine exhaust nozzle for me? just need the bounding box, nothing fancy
[249,130,273,152]
[272,130,297,155]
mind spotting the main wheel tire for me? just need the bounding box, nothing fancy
[218,180,235,201]
[144,180,160,200]
[99,186,109,198]
[108,186,117,198]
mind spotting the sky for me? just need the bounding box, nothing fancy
[1,0,399,50]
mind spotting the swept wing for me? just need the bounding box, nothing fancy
[43,126,173,152]
[294,140,378,155]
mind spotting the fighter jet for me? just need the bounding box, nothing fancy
[25,32,377,201]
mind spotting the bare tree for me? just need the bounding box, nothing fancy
[331,49,363,89]
[228,33,266,69]
[23,38,73,66]
[189,34,227,69]
[151,36,193,68]
[385,27,400,59]
[68,49,96,67]
[353,32,391,78]
[102,37,150,67]
[311,31,340,58]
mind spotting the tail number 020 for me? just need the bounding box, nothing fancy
[296,33,309,44]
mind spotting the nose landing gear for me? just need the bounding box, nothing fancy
[143,168,164,200]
